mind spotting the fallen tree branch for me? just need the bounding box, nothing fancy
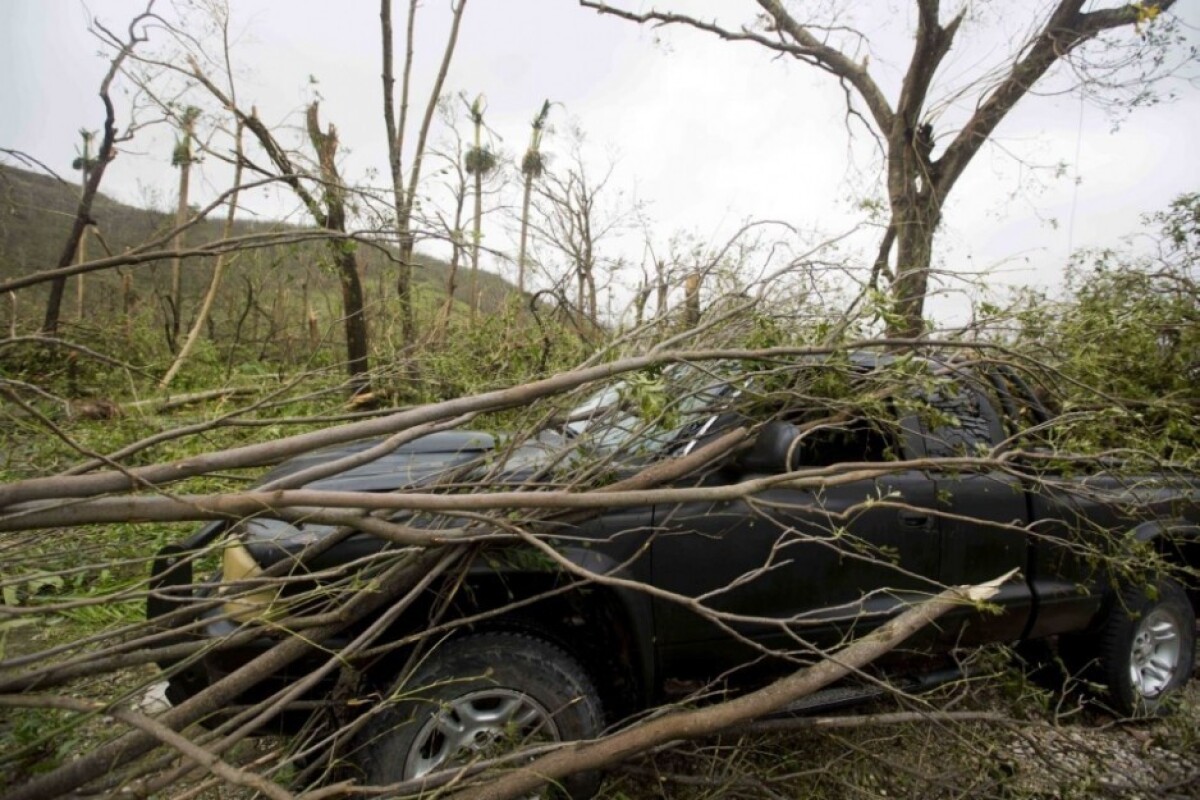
[0,453,1020,531]
[445,572,1012,800]
[125,387,259,413]
[0,549,449,800]
[0,694,294,800]
[0,339,1023,510]
[731,709,1010,734]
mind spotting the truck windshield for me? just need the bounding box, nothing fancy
[563,367,734,456]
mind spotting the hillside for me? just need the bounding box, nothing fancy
[0,162,520,332]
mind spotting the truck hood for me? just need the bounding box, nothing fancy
[238,428,586,566]
[254,430,498,492]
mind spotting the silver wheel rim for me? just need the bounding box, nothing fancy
[1128,607,1183,698]
[403,689,559,780]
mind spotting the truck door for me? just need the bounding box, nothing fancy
[651,411,943,679]
[919,376,1032,643]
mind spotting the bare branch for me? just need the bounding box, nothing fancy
[936,0,1178,196]
[449,574,1010,800]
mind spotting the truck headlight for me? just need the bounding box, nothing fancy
[219,538,280,623]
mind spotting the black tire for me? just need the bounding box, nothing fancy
[1094,578,1196,716]
[352,632,604,798]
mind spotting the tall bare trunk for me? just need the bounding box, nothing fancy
[74,227,88,321]
[160,120,244,390]
[469,167,482,318]
[517,174,533,296]
[168,149,192,350]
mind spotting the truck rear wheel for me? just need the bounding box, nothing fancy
[1095,578,1195,716]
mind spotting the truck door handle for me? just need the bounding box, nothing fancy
[899,512,931,530]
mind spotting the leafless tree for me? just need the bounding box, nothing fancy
[41,3,157,336]
[184,66,372,394]
[381,0,469,345]
[580,0,1187,337]
[531,144,633,323]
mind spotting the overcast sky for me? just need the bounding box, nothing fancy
[2,0,1197,323]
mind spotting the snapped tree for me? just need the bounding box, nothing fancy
[184,67,372,394]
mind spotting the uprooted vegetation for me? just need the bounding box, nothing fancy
[1,0,1197,792]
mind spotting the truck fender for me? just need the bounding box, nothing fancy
[557,545,658,708]
[1130,519,1200,548]
[460,545,658,709]
[1131,520,1200,608]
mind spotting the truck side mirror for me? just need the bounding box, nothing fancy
[738,420,800,473]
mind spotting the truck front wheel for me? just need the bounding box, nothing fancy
[352,632,604,797]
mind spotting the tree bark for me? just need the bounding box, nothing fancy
[888,195,939,338]
[684,271,701,327]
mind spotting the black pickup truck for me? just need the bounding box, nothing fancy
[148,353,1199,792]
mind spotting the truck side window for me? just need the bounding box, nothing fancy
[794,415,896,466]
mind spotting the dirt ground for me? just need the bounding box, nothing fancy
[597,641,1200,800]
